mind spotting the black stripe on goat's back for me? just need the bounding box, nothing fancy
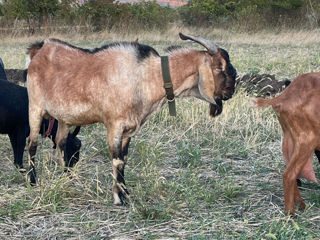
[90,41,160,61]
[46,38,159,61]
[134,43,160,61]
[165,45,184,53]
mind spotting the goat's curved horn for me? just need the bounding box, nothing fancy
[179,32,219,55]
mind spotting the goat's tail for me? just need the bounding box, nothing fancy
[252,97,274,108]
[27,41,44,60]
[25,41,44,68]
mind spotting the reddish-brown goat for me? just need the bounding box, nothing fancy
[254,72,319,214]
[26,33,236,205]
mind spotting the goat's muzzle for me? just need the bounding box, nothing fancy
[221,85,235,101]
[209,98,223,117]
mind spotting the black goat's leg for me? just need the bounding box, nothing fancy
[9,133,26,171]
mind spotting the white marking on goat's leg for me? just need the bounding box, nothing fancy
[27,108,42,185]
[112,137,131,205]
[112,158,126,205]
[55,122,70,168]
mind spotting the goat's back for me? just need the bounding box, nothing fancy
[254,72,320,113]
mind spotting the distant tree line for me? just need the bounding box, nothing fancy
[0,0,319,34]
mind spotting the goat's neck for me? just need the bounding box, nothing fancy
[169,51,202,98]
[142,51,202,115]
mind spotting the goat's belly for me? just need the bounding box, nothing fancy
[47,104,100,126]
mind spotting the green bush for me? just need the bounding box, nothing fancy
[0,0,319,35]
[56,0,80,25]
[180,0,320,30]
[128,1,177,31]
[179,0,231,26]
[1,0,59,31]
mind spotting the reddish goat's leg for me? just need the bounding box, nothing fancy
[27,108,42,185]
[282,132,294,165]
[282,132,304,188]
[293,183,306,210]
[282,144,312,214]
[107,124,129,205]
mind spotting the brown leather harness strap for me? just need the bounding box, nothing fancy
[161,56,176,116]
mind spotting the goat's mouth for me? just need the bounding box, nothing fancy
[221,89,234,101]
[209,98,223,117]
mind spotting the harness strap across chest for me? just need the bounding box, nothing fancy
[161,56,176,116]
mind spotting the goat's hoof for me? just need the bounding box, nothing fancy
[113,188,130,205]
[285,208,296,216]
[28,173,36,186]
[18,168,27,173]
[299,201,306,210]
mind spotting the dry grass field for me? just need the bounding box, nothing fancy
[0,28,319,239]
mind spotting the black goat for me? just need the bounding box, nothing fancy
[0,58,6,81]
[0,79,81,171]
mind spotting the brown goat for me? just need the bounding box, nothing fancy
[253,72,319,214]
[26,33,237,205]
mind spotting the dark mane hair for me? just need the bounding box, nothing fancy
[49,39,160,61]
[165,45,184,53]
[28,39,159,62]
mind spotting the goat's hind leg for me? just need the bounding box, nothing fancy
[282,144,313,214]
[55,122,71,168]
[28,109,42,185]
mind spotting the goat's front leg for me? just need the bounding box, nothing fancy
[27,108,43,185]
[107,124,129,205]
[294,182,305,210]
[122,137,131,163]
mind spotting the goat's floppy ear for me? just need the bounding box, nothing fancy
[198,60,216,105]
[72,126,81,138]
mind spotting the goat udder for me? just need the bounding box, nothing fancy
[300,157,317,183]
